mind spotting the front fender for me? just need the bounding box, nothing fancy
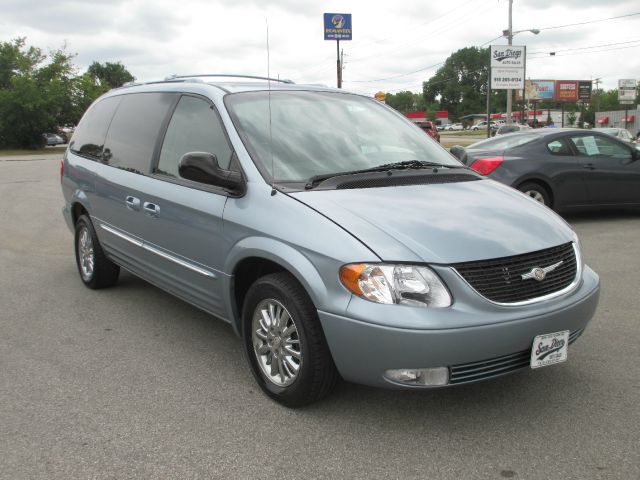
[223,236,352,335]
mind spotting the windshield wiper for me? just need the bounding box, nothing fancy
[305,160,461,189]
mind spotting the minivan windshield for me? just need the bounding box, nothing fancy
[225,91,461,183]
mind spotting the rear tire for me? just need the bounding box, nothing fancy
[518,182,551,208]
[74,215,120,289]
[242,272,338,407]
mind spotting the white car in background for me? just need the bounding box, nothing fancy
[446,123,465,131]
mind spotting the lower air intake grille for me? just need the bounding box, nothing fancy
[452,242,578,304]
[449,329,583,385]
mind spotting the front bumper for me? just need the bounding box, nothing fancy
[318,265,600,388]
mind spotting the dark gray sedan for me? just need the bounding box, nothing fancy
[455,129,640,211]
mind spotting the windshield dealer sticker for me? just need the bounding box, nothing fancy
[530,331,569,369]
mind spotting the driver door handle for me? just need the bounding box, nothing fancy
[582,163,595,170]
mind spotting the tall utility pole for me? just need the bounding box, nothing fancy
[593,77,602,115]
[505,0,514,125]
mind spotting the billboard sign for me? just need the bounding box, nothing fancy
[556,81,578,102]
[490,45,526,68]
[618,79,636,102]
[324,13,352,40]
[578,81,592,102]
[521,80,555,101]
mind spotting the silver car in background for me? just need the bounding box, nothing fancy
[61,75,600,407]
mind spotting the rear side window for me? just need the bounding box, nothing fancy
[70,96,121,159]
[103,93,175,174]
[546,139,572,155]
[156,95,233,178]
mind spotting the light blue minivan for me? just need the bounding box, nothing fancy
[61,75,600,406]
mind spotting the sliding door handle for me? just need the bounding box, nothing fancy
[143,202,160,218]
[125,196,140,211]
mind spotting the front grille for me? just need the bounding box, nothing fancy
[452,242,578,304]
[449,329,583,385]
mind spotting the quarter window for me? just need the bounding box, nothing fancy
[546,139,572,155]
[70,96,121,160]
[157,96,233,179]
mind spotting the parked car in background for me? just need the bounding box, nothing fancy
[416,121,440,142]
[495,123,533,136]
[61,77,600,406]
[446,123,465,131]
[473,121,497,131]
[452,128,640,211]
[595,127,634,144]
[43,133,66,145]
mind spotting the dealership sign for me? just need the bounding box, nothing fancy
[490,45,525,89]
[324,13,352,40]
[618,79,637,104]
[490,46,526,68]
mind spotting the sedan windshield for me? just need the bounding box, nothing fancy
[225,91,461,182]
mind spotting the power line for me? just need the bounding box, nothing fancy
[528,39,640,56]
[528,42,640,60]
[537,12,640,31]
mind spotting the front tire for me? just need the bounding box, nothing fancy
[74,215,120,289]
[242,273,338,407]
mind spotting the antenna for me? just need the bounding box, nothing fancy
[266,19,276,196]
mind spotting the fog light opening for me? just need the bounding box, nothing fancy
[384,367,449,386]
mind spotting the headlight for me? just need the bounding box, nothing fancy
[339,264,452,308]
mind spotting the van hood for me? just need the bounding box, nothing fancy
[289,179,573,264]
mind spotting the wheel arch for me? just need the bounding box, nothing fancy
[71,201,90,225]
[225,238,331,336]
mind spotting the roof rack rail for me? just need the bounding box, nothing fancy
[163,74,294,84]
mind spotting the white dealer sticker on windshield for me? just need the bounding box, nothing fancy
[530,331,569,369]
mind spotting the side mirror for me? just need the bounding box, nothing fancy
[178,152,245,194]
[449,145,468,164]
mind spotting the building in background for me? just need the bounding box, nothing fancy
[595,107,639,134]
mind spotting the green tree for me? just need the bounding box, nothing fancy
[87,61,135,89]
[422,47,507,120]
[385,91,417,113]
[0,38,134,149]
[0,38,79,148]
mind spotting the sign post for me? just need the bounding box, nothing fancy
[324,13,352,89]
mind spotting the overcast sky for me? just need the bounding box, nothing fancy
[2,0,638,96]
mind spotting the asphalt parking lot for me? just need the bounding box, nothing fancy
[1,155,639,479]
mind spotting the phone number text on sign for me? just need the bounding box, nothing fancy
[491,68,524,89]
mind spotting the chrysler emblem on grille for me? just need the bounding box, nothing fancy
[521,260,563,282]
